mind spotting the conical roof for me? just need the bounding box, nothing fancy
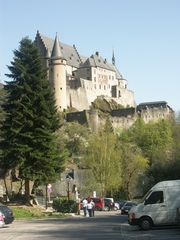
[51,34,65,59]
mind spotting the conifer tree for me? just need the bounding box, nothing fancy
[0,38,66,195]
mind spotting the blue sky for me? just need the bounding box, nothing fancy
[1,0,180,112]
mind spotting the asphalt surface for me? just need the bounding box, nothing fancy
[0,211,180,240]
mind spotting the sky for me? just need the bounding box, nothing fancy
[0,0,180,112]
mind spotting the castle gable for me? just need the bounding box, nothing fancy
[36,32,81,68]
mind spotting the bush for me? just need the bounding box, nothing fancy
[53,198,78,213]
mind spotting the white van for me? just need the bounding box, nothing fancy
[128,180,180,230]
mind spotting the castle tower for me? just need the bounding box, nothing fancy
[49,34,67,111]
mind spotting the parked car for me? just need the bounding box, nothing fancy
[115,200,127,210]
[121,201,137,215]
[0,204,14,224]
[104,198,115,211]
[81,197,105,211]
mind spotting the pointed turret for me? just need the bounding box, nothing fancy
[51,33,64,59]
[112,50,115,65]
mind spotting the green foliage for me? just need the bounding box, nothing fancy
[52,198,78,213]
[56,121,90,165]
[119,142,148,199]
[0,37,66,190]
[11,206,45,219]
[84,130,122,196]
[126,119,173,164]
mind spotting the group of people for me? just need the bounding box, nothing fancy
[82,198,95,217]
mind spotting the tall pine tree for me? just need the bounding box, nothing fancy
[1,37,66,196]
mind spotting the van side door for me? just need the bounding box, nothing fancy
[145,190,168,225]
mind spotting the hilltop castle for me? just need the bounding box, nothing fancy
[35,31,174,130]
[35,31,135,111]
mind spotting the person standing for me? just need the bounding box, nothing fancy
[87,200,93,217]
[91,199,95,217]
[82,198,88,217]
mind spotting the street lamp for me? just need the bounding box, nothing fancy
[66,175,72,201]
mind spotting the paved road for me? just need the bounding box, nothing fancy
[0,211,180,240]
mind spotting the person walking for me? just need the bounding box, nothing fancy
[82,198,88,217]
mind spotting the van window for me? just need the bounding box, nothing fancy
[145,191,164,204]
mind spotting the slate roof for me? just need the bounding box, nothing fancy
[80,53,115,72]
[37,32,123,75]
[51,35,64,59]
[38,33,83,68]
[137,101,168,110]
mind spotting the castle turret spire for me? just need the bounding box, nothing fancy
[51,33,64,59]
[112,49,115,65]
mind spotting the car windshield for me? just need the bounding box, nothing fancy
[141,190,152,203]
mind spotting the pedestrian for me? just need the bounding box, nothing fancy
[0,211,5,228]
[91,199,95,217]
[82,198,88,217]
[87,200,93,217]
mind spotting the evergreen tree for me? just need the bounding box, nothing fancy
[0,37,66,195]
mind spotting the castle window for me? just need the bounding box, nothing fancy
[99,85,101,89]
[109,75,111,79]
[104,85,106,90]
[61,60,63,63]
[94,69,96,74]
[94,84,96,89]
[94,77,96,82]
[60,88,62,90]
[118,90,121,97]
[112,76,114,80]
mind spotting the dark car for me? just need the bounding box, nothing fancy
[0,204,14,224]
[121,201,137,215]
[115,200,127,210]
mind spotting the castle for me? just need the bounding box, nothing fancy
[35,31,174,130]
[35,31,135,111]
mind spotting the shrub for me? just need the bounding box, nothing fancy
[53,198,78,213]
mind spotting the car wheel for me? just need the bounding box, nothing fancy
[114,206,118,211]
[95,206,101,211]
[104,206,109,211]
[139,217,152,230]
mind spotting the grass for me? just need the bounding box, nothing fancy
[10,206,65,220]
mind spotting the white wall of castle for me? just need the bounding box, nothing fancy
[115,88,136,107]
[140,107,172,123]
[70,65,135,110]
[49,59,67,111]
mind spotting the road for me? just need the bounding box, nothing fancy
[0,211,180,240]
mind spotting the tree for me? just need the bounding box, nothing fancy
[119,142,148,199]
[55,121,90,166]
[84,128,122,196]
[127,119,173,164]
[0,37,66,197]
